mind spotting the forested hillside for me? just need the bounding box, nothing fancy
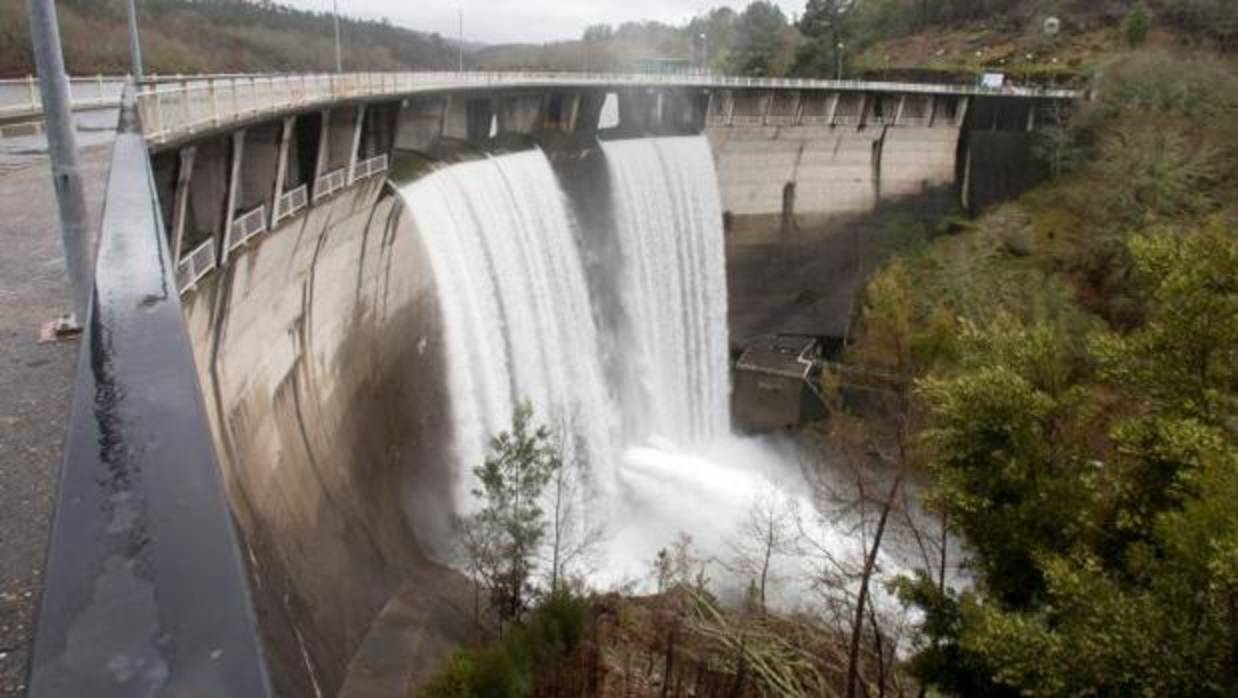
[838,49,1238,696]
[0,0,462,78]
[480,0,1236,82]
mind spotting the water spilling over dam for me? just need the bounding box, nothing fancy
[402,136,744,581]
[400,137,884,595]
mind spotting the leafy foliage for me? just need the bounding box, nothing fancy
[419,592,591,698]
[1123,3,1151,48]
[455,403,562,629]
[842,49,1238,698]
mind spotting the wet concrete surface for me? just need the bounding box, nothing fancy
[0,143,112,697]
[727,230,872,347]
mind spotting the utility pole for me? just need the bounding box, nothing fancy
[27,0,92,328]
[457,8,464,73]
[332,0,342,73]
[126,0,143,82]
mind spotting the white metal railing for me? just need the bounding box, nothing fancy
[227,204,268,252]
[0,75,126,119]
[176,238,217,293]
[351,153,389,183]
[313,167,348,202]
[135,71,1079,145]
[273,183,308,224]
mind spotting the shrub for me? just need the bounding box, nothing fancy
[417,592,591,698]
[1124,4,1151,48]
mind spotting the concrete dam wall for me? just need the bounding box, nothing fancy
[177,129,1005,695]
[32,79,1066,698]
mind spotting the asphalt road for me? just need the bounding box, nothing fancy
[0,141,112,696]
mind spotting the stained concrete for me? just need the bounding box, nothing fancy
[0,145,111,697]
[179,171,474,696]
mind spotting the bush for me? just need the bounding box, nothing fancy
[418,592,591,698]
[1124,4,1151,48]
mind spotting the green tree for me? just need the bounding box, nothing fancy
[731,1,793,76]
[903,225,1238,697]
[794,0,853,78]
[455,403,562,631]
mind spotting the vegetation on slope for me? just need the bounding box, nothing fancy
[840,49,1238,696]
[0,0,462,78]
[478,0,1235,83]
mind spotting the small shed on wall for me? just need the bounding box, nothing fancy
[733,334,827,431]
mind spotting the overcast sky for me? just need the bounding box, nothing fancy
[281,0,805,45]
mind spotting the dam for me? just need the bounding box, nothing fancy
[27,72,1075,697]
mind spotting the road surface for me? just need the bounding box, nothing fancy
[0,126,112,696]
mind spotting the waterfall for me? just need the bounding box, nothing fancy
[400,138,859,594]
[402,138,730,491]
[400,136,942,606]
[602,137,730,444]
[400,151,617,502]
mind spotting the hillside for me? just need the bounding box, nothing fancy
[0,0,462,78]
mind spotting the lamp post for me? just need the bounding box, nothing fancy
[457,8,464,73]
[332,0,342,72]
[836,41,845,80]
[126,0,143,82]
[700,32,708,74]
[27,0,92,328]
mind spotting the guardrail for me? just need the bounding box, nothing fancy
[135,70,1079,146]
[30,83,271,697]
[0,75,125,120]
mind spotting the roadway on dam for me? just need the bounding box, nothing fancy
[0,139,112,697]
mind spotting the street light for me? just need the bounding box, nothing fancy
[126,0,143,82]
[700,33,708,74]
[836,41,845,80]
[457,8,464,73]
[332,0,342,73]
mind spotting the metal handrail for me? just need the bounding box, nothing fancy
[0,75,126,118]
[134,70,1079,145]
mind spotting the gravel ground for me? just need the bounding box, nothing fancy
[0,142,112,697]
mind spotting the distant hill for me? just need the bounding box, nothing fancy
[0,0,1229,82]
[0,0,463,78]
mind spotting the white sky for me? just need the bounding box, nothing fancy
[282,0,805,45]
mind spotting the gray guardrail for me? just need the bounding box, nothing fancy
[27,83,272,698]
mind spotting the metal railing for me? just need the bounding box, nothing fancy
[313,167,348,203]
[273,183,308,225]
[227,204,268,252]
[176,237,218,293]
[135,71,1079,145]
[351,153,389,183]
[0,75,125,119]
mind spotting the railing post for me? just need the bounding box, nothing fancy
[153,83,163,136]
[96,73,103,105]
[180,78,189,128]
[210,78,219,125]
[27,74,37,111]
